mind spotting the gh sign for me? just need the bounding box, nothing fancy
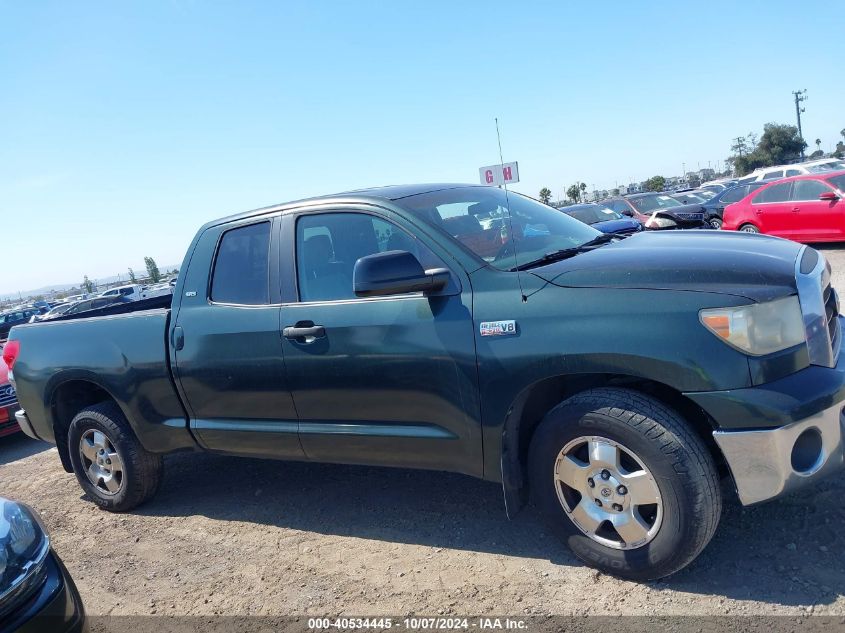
[479,162,520,186]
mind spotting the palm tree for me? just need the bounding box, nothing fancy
[539,187,552,205]
[816,138,822,153]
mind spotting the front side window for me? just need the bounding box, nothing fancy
[753,182,792,203]
[762,170,784,180]
[786,169,801,177]
[791,180,833,201]
[210,222,271,305]
[296,212,441,302]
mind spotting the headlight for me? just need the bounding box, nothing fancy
[0,499,50,618]
[700,295,806,356]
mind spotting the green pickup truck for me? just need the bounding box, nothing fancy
[6,184,845,580]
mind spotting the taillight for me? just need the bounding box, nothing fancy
[2,340,20,370]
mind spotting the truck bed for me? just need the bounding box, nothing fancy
[9,301,196,457]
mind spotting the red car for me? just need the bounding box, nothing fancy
[723,170,845,241]
[0,342,20,436]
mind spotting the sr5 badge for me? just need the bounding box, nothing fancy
[480,320,517,337]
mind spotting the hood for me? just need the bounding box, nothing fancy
[592,218,642,234]
[529,230,801,302]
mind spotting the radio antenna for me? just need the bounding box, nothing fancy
[495,117,526,302]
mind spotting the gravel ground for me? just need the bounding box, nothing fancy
[1,243,844,621]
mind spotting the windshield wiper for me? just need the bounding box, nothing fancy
[513,234,617,271]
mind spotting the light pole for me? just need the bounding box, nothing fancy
[792,89,808,159]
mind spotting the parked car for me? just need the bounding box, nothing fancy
[602,193,707,229]
[99,284,144,301]
[29,303,74,323]
[0,496,86,632]
[723,171,845,240]
[736,158,845,184]
[562,203,643,235]
[0,308,40,340]
[699,182,767,229]
[62,295,132,316]
[0,342,19,437]
[6,183,845,581]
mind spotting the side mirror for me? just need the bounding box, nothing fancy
[353,250,449,298]
[819,191,839,201]
[619,208,633,217]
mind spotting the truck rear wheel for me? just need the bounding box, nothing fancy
[67,401,163,512]
[528,387,721,581]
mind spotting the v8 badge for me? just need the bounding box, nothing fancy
[480,320,517,337]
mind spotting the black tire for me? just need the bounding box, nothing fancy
[709,217,723,230]
[68,401,163,512]
[528,387,721,581]
[739,223,759,233]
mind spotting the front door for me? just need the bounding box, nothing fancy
[788,179,843,241]
[278,209,482,477]
[752,181,794,238]
[173,217,303,459]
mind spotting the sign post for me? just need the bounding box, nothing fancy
[479,162,520,186]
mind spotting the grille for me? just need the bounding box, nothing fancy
[0,385,16,409]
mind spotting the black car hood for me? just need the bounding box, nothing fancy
[529,230,801,302]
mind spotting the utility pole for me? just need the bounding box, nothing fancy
[792,89,807,159]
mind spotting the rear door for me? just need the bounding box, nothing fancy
[750,181,793,237]
[173,216,303,459]
[788,179,843,240]
[277,207,482,476]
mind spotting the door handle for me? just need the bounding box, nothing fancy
[172,325,185,351]
[283,322,326,343]
[792,207,800,213]
[755,209,763,215]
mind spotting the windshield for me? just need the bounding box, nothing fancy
[826,174,845,192]
[566,204,623,224]
[401,187,602,270]
[629,194,683,212]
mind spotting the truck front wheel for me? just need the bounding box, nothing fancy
[67,401,163,512]
[528,387,721,581]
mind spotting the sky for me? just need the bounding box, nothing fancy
[2,1,843,296]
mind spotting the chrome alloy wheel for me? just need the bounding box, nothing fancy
[554,436,662,550]
[79,429,124,495]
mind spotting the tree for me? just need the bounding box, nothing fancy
[127,268,137,283]
[538,187,552,205]
[82,275,94,293]
[610,188,620,196]
[566,183,581,203]
[815,138,822,153]
[144,256,161,283]
[644,175,666,192]
[728,123,806,176]
[579,182,587,199]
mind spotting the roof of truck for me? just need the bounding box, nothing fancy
[206,183,483,228]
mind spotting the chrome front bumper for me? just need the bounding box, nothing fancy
[713,401,845,505]
[14,409,40,441]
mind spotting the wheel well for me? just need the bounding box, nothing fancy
[505,374,727,500]
[51,381,115,473]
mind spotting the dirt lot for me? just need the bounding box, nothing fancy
[2,245,845,620]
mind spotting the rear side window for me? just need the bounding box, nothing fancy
[762,170,784,180]
[211,222,271,305]
[753,182,791,204]
[792,180,832,201]
[786,169,801,177]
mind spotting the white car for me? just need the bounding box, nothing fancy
[737,158,845,184]
[99,284,144,301]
